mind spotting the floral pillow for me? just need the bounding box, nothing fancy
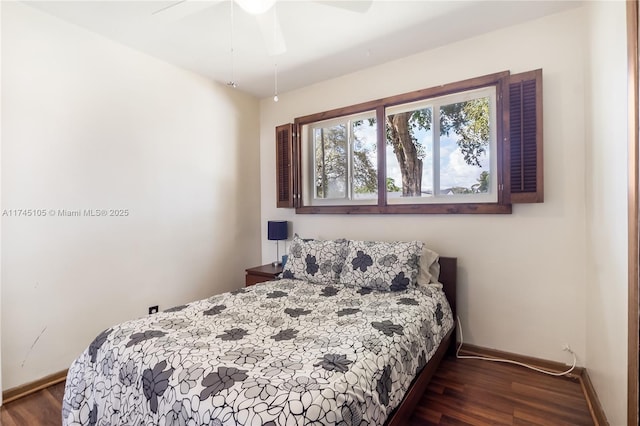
[281,234,349,284]
[339,240,423,291]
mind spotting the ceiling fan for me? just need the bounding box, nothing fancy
[151,0,373,56]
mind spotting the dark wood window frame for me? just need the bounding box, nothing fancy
[275,70,543,214]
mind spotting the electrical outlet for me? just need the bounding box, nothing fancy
[149,305,159,315]
[562,343,572,353]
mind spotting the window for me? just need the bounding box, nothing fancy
[277,69,542,214]
[385,87,497,205]
[302,112,378,206]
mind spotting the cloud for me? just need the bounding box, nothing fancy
[440,137,488,189]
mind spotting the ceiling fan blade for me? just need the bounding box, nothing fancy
[314,0,373,13]
[151,0,222,22]
[255,7,287,56]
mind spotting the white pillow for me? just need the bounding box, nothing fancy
[418,247,440,285]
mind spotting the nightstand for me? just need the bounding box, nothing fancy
[245,263,283,287]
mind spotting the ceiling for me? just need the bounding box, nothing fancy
[25,0,583,99]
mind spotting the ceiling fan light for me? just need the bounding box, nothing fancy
[235,0,276,15]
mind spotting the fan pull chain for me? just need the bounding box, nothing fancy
[274,63,279,102]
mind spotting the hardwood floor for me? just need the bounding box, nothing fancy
[0,382,65,426]
[409,357,594,425]
[0,357,593,426]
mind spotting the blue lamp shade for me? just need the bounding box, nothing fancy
[267,221,288,241]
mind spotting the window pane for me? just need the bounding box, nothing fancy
[385,106,433,198]
[439,97,491,195]
[352,118,377,199]
[314,124,347,199]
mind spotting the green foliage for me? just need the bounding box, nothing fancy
[314,125,347,198]
[441,98,490,167]
[471,171,490,193]
[315,119,378,197]
[353,150,377,194]
[386,177,401,192]
[352,120,378,194]
[408,108,432,160]
[448,186,473,194]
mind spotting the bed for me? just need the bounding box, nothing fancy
[62,238,456,426]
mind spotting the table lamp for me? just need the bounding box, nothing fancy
[267,220,288,266]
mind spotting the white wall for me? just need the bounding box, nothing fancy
[584,2,628,425]
[260,8,590,365]
[1,2,261,390]
[0,0,3,406]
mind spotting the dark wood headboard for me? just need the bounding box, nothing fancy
[438,256,457,325]
[438,256,457,355]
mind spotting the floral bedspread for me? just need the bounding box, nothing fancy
[62,279,453,426]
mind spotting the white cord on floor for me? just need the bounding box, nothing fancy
[455,315,577,377]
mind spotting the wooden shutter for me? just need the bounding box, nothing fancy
[509,69,543,203]
[276,123,294,208]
